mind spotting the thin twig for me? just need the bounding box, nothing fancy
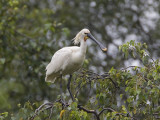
[121,66,141,71]
[35,102,53,113]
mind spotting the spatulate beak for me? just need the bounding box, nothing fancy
[87,33,107,52]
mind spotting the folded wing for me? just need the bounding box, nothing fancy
[45,47,72,83]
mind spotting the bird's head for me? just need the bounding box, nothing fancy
[73,28,90,45]
[73,28,107,52]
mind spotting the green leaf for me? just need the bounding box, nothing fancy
[62,27,70,36]
[143,43,148,49]
[130,40,135,46]
[71,102,77,110]
[0,112,8,118]
[125,51,129,58]
[125,87,130,92]
[44,23,52,29]
[122,105,125,111]
[147,80,152,86]
[120,94,123,99]
[136,89,141,94]
[0,58,5,64]
[119,45,122,51]
[142,55,149,65]
[131,50,135,58]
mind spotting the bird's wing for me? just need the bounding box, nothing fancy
[46,47,72,76]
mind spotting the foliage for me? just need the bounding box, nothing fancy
[0,0,64,113]
[1,41,159,120]
[0,0,160,120]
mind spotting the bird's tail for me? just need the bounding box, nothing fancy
[45,74,57,83]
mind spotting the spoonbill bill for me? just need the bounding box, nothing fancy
[45,28,107,100]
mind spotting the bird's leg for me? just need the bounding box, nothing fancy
[67,75,74,101]
[60,75,63,100]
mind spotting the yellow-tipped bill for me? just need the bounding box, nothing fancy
[87,33,107,52]
[102,48,107,52]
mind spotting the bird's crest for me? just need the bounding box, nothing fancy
[72,28,90,45]
[72,31,81,45]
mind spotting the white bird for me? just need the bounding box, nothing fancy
[45,28,107,100]
[45,28,107,83]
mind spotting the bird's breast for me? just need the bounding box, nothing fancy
[72,52,85,65]
[62,52,85,75]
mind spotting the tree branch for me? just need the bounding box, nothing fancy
[98,108,115,116]
[77,105,100,120]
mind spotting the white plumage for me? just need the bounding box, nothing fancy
[45,28,107,83]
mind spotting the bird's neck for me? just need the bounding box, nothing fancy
[80,39,87,54]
